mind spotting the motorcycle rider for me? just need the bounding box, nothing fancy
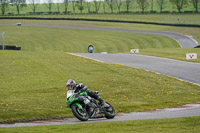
[66,79,108,108]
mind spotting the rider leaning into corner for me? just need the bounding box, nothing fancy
[66,79,109,108]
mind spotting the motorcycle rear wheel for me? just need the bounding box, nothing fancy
[71,104,89,121]
[104,102,115,119]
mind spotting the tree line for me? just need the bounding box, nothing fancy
[0,0,200,15]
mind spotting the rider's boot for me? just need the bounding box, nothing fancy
[97,97,109,108]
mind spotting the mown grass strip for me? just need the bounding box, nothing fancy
[0,25,179,52]
[1,19,200,44]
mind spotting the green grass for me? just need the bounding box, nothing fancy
[0,51,200,123]
[1,116,200,133]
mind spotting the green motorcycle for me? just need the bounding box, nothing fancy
[66,90,115,121]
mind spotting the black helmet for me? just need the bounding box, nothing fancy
[66,79,76,90]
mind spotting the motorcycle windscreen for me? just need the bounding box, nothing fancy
[67,90,74,99]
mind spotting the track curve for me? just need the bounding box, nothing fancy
[22,24,200,48]
[73,53,200,86]
[0,23,198,48]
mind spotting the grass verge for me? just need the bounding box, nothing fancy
[140,48,200,63]
[0,116,200,133]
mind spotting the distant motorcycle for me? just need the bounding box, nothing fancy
[66,90,115,121]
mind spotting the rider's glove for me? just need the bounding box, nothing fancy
[79,86,88,93]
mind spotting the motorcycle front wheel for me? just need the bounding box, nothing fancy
[71,104,89,121]
[104,102,115,119]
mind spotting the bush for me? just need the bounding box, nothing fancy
[35,12,45,15]
[184,11,195,14]
[150,11,157,14]
[161,11,171,14]
[7,12,14,16]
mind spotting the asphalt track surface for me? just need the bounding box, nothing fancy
[1,23,198,48]
[1,23,200,127]
[73,53,200,86]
